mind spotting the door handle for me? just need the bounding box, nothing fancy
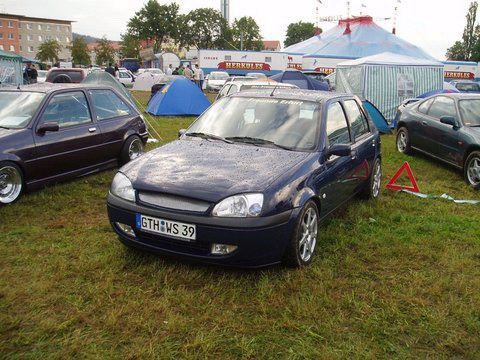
[88,127,97,133]
[422,121,428,126]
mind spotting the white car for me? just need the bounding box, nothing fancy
[37,70,48,83]
[206,71,229,92]
[137,68,164,75]
[246,72,267,79]
[118,70,135,88]
[216,80,298,101]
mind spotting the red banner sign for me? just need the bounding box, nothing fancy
[314,67,335,75]
[287,63,303,70]
[444,71,474,80]
[217,61,271,71]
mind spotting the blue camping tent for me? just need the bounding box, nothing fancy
[269,70,329,91]
[147,78,211,116]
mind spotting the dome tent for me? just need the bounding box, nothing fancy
[269,69,329,90]
[285,16,437,71]
[147,78,210,116]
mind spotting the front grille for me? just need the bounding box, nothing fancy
[138,192,211,213]
[135,230,211,256]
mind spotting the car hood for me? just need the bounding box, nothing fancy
[0,127,18,141]
[121,138,310,203]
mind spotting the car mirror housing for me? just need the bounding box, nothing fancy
[37,122,59,133]
[440,116,458,128]
[326,143,352,158]
[178,129,187,138]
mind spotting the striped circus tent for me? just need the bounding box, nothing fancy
[335,52,444,122]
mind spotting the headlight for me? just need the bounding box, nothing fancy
[111,172,135,202]
[212,193,263,217]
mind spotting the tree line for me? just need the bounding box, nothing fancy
[446,1,480,61]
[36,0,321,66]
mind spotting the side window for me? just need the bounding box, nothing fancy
[88,89,132,121]
[119,72,130,79]
[40,91,91,128]
[417,98,434,114]
[427,96,457,120]
[343,100,369,140]
[326,102,351,146]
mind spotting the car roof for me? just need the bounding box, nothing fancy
[442,93,480,99]
[0,83,116,94]
[232,88,352,103]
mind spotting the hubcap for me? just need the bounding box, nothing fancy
[372,162,382,198]
[0,166,22,204]
[298,208,318,262]
[397,132,407,152]
[467,156,480,186]
[128,139,143,160]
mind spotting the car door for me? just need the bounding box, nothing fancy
[30,90,104,181]
[343,99,377,193]
[423,96,463,162]
[87,89,136,162]
[315,101,356,214]
[409,97,435,148]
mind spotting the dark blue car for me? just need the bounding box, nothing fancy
[107,89,382,267]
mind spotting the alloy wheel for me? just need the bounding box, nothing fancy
[397,131,407,152]
[372,161,382,198]
[0,165,22,204]
[128,138,143,160]
[298,207,318,262]
[467,156,480,186]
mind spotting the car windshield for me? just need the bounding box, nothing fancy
[187,96,320,151]
[0,92,45,129]
[456,83,480,92]
[459,99,480,126]
[209,73,229,80]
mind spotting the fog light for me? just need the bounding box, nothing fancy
[211,243,238,255]
[115,222,136,237]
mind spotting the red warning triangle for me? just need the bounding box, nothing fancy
[386,161,420,193]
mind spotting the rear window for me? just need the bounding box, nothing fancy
[88,89,132,120]
[47,70,84,82]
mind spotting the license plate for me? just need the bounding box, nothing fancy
[136,213,196,241]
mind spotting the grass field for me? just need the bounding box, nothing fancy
[1,91,480,359]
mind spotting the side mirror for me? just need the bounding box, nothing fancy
[178,129,187,138]
[37,122,59,133]
[440,116,458,128]
[326,143,352,158]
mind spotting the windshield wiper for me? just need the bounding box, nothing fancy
[0,125,11,130]
[185,132,233,144]
[226,136,294,151]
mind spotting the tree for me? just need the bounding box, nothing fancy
[446,1,479,61]
[127,0,180,52]
[120,32,141,59]
[36,40,62,63]
[68,37,90,66]
[446,41,467,61]
[231,16,263,51]
[177,8,233,50]
[94,37,116,65]
[284,21,318,48]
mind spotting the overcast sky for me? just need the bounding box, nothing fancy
[0,0,474,59]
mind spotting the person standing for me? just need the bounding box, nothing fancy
[177,65,185,76]
[114,64,120,79]
[24,63,38,84]
[194,64,204,89]
[166,64,173,75]
[184,65,193,80]
[105,63,115,77]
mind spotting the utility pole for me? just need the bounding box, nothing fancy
[240,32,244,51]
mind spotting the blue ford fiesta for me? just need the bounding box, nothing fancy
[107,89,382,268]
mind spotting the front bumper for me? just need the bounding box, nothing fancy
[107,193,299,267]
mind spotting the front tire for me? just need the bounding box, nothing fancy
[464,151,480,189]
[0,161,24,205]
[284,200,319,268]
[396,127,412,154]
[120,135,144,165]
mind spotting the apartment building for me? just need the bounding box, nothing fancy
[0,13,73,61]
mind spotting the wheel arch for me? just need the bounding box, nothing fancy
[463,145,480,165]
[292,187,322,215]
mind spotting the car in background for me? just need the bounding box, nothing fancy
[205,71,229,92]
[450,80,480,93]
[37,70,48,83]
[45,68,87,83]
[0,83,148,205]
[225,76,256,83]
[216,80,297,101]
[118,70,136,88]
[396,93,480,188]
[137,68,164,75]
[246,72,267,79]
[107,89,382,267]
